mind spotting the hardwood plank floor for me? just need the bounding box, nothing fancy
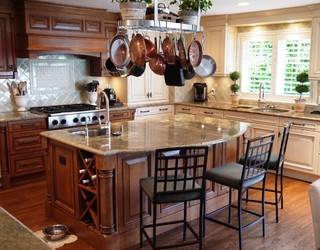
[0,175,316,250]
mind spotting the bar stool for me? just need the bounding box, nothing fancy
[240,122,291,222]
[139,146,209,249]
[204,134,274,250]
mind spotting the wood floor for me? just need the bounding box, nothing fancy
[0,175,316,250]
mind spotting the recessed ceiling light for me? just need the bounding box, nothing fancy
[237,2,249,6]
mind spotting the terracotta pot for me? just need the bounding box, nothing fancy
[230,94,240,106]
[294,99,306,113]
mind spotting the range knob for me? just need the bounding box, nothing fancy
[52,120,58,126]
[73,117,79,123]
[100,115,105,120]
[61,119,67,125]
[92,116,98,121]
[80,117,86,122]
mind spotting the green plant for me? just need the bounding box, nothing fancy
[229,71,241,94]
[230,83,240,94]
[112,0,152,4]
[295,72,310,100]
[170,0,213,12]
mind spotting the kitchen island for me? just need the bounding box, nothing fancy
[41,115,250,249]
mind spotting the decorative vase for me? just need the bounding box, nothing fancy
[120,2,147,20]
[294,98,306,113]
[87,91,98,105]
[230,93,240,106]
[14,95,29,112]
[178,10,199,25]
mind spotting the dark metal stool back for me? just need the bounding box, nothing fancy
[140,146,209,249]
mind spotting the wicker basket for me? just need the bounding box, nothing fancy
[120,2,147,20]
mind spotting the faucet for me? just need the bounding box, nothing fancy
[258,83,266,107]
[97,90,111,135]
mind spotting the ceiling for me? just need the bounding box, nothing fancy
[37,0,320,16]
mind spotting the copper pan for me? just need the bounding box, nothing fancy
[129,33,146,68]
[149,37,166,75]
[144,35,157,61]
[162,35,175,65]
[188,37,202,68]
[177,36,188,70]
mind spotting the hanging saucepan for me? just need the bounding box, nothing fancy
[162,35,175,65]
[164,56,185,87]
[131,63,146,77]
[109,32,131,68]
[144,35,157,61]
[105,57,135,77]
[129,33,146,68]
[188,36,202,68]
[149,36,166,75]
[183,59,196,80]
[194,35,217,78]
[177,36,188,70]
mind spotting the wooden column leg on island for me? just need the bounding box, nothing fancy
[96,154,117,235]
[98,169,116,234]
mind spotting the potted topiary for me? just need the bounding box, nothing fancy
[294,71,310,113]
[112,0,152,20]
[170,0,213,25]
[229,71,241,106]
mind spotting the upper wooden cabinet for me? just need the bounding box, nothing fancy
[203,25,237,76]
[0,0,16,79]
[16,0,119,55]
[309,17,320,80]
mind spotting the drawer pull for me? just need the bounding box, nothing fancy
[159,108,168,111]
[182,108,190,111]
[140,110,150,113]
[292,122,305,127]
[204,111,213,115]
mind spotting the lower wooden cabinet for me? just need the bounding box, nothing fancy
[3,118,47,188]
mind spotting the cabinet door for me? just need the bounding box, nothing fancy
[52,142,77,216]
[127,74,149,103]
[284,128,319,174]
[204,26,236,76]
[0,13,15,78]
[310,17,320,80]
[147,69,168,101]
[251,124,279,153]
[127,67,168,104]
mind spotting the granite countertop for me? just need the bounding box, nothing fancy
[40,114,250,156]
[177,102,320,122]
[0,207,51,250]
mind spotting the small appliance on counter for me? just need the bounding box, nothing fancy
[102,86,123,107]
[193,82,207,102]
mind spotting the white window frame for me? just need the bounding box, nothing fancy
[237,28,316,104]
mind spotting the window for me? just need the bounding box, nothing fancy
[238,28,314,103]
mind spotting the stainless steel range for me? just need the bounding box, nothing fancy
[30,104,107,129]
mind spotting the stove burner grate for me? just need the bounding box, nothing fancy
[30,104,97,114]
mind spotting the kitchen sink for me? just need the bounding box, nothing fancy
[69,128,108,137]
[251,107,290,113]
[235,105,254,109]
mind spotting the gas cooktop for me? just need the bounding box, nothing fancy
[29,103,97,114]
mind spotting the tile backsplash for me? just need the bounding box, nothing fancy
[0,55,99,112]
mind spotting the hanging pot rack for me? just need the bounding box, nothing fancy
[117,0,203,33]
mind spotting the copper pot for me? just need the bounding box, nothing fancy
[162,36,175,65]
[149,37,166,75]
[129,33,146,68]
